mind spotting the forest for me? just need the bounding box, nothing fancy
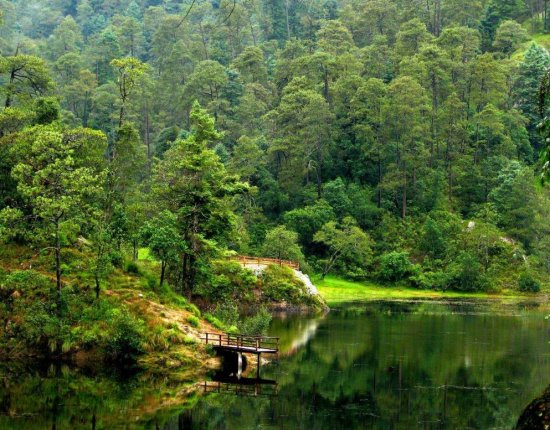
[1,0,550,361]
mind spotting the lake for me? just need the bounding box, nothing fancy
[1,299,549,429]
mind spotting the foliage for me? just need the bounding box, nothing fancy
[378,252,415,282]
[186,315,200,328]
[1,0,549,359]
[104,308,145,362]
[518,272,541,292]
[238,307,272,336]
[314,216,373,278]
[262,225,305,263]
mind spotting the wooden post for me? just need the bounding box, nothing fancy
[206,333,209,344]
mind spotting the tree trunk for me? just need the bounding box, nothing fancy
[402,171,407,219]
[94,274,100,300]
[285,0,291,39]
[160,260,166,288]
[54,219,62,356]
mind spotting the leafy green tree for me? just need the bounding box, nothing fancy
[110,57,148,127]
[0,54,53,108]
[378,251,414,282]
[140,210,186,287]
[261,225,305,263]
[492,20,528,57]
[314,216,373,278]
[49,16,83,58]
[489,162,537,248]
[0,125,106,310]
[420,217,447,260]
[266,77,333,198]
[514,43,550,152]
[480,0,527,48]
[283,199,336,252]
[151,102,247,293]
[395,18,433,57]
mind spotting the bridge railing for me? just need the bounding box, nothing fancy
[231,255,300,270]
[202,332,280,352]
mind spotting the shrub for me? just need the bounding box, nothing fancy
[204,313,226,330]
[125,261,140,274]
[518,273,541,293]
[187,315,200,328]
[411,270,451,290]
[378,252,413,282]
[261,265,308,303]
[214,301,239,327]
[239,307,272,336]
[109,251,123,268]
[447,252,490,292]
[105,309,145,362]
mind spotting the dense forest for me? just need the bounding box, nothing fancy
[1,0,550,358]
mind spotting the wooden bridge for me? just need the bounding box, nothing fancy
[230,255,300,270]
[202,332,279,379]
[202,333,279,354]
[203,376,278,397]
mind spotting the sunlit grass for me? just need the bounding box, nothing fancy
[138,247,156,261]
[314,275,526,304]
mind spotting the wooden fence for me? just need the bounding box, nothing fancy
[202,332,280,353]
[231,255,300,270]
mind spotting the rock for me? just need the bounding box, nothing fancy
[516,386,550,430]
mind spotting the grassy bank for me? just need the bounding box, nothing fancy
[314,275,538,304]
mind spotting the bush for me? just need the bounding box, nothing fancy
[204,313,226,330]
[518,273,541,293]
[378,252,413,282]
[105,309,145,362]
[447,252,490,292]
[261,265,309,303]
[125,261,140,274]
[187,315,200,328]
[239,307,272,336]
[214,301,239,327]
[411,270,451,290]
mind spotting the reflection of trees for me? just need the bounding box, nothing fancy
[185,302,550,429]
[0,364,199,429]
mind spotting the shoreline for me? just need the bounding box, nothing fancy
[315,275,549,305]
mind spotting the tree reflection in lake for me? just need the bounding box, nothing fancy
[0,300,549,430]
[186,300,550,429]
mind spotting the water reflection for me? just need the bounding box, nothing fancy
[0,300,549,429]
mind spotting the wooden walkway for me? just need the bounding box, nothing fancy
[203,376,278,397]
[202,333,279,354]
[231,255,300,270]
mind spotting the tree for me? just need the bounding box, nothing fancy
[0,54,53,108]
[151,102,247,293]
[492,20,528,57]
[49,16,83,58]
[480,0,527,51]
[395,18,433,57]
[266,77,333,198]
[110,57,148,127]
[489,161,537,248]
[513,43,550,152]
[283,199,336,252]
[0,125,106,314]
[140,210,186,287]
[314,217,373,278]
[261,225,304,263]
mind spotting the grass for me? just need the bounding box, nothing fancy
[314,275,528,305]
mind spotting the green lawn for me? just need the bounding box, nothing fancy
[314,275,526,304]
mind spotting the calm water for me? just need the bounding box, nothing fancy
[1,300,549,429]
